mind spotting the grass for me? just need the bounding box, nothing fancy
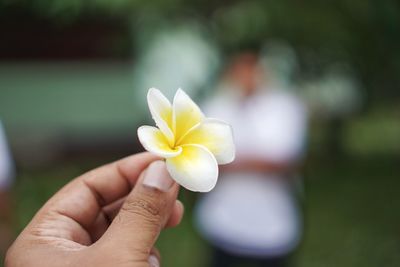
[296,156,400,266]
[3,154,400,267]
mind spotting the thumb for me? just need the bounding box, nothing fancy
[101,160,179,258]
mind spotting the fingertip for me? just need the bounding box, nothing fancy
[142,160,175,192]
[117,152,160,185]
[166,199,184,228]
[175,199,184,217]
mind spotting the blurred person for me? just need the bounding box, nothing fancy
[195,52,308,267]
[5,154,184,267]
[0,120,15,258]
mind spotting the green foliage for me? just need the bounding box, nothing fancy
[1,0,399,105]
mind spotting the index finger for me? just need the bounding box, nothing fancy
[37,152,159,231]
[81,152,160,206]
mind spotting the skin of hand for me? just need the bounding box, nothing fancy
[5,153,184,267]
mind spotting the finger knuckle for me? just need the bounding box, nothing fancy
[120,198,163,224]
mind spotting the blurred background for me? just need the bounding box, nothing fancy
[0,0,400,266]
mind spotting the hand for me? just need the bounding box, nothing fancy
[5,153,183,267]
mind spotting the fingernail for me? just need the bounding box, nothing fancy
[148,254,160,267]
[142,160,174,192]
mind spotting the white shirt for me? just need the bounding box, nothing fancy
[195,87,307,257]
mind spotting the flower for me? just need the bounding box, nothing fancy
[137,88,235,192]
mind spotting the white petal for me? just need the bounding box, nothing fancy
[166,144,218,192]
[178,118,235,164]
[173,88,204,142]
[137,126,182,158]
[147,88,174,146]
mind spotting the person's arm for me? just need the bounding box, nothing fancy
[223,94,307,176]
[222,155,301,175]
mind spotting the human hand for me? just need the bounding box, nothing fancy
[5,153,183,267]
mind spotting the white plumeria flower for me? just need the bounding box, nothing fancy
[138,88,235,192]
